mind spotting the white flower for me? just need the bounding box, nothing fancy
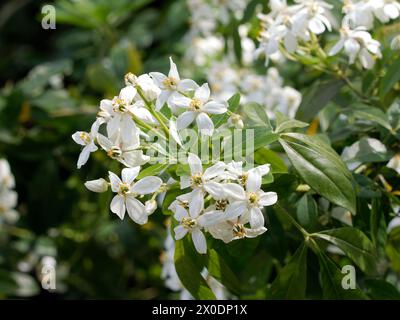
[391,34,400,50]
[97,130,149,168]
[173,193,210,254]
[207,214,268,243]
[150,57,198,110]
[71,121,100,169]
[342,0,375,29]
[0,159,15,189]
[329,25,381,69]
[180,153,226,197]
[387,154,400,175]
[223,169,278,228]
[292,0,333,35]
[84,178,109,193]
[97,86,139,144]
[108,167,162,224]
[373,0,400,23]
[173,84,227,135]
[125,73,161,102]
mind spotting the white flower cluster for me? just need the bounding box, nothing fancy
[169,153,277,254]
[0,159,19,224]
[73,58,278,250]
[257,0,399,69]
[209,62,301,120]
[183,4,302,121]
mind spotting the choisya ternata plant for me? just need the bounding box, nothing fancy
[73,57,374,299]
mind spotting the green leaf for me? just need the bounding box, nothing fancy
[241,102,271,128]
[254,147,288,173]
[296,194,318,229]
[274,112,309,133]
[174,238,216,300]
[317,251,367,299]
[364,278,400,299]
[347,103,393,131]
[379,58,400,98]
[137,163,169,179]
[313,227,377,275]
[206,249,241,296]
[296,79,344,122]
[279,133,356,214]
[269,243,308,299]
[212,93,241,128]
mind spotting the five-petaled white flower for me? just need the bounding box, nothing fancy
[109,167,162,224]
[173,83,227,136]
[71,121,100,169]
[173,191,213,254]
[180,153,226,198]
[329,25,381,69]
[150,57,198,110]
[223,169,278,228]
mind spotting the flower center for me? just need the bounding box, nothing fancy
[216,199,229,211]
[79,132,91,144]
[182,217,196,229]
[190,173,203,187]
[162,77,178,89]
[233,224,246,238]
[118,182,130,195]
[107,146,122,159]
[178,199,189,209]
[248,192,259,205]
[189,98,202,111]
[238,173,248,186]
[113,98,128,113]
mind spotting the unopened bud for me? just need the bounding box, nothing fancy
[124,72,138,86]
[228,113,244,129]
[145,200,157,215]
[391,35,400,51]
[84,178,108,193]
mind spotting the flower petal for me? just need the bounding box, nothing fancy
[223,183,246,200]
[178,79,199,92]
[195,83,210,103]
[131,176,163,194]
[196,112,214,136]
[110,195,126,219]
[189,188,204,218]
[249,207,264,228]
[108,171,122,192]
[168,57,180,80]
[126,196,148,225]
[176,111,196,130]
[203,162,226,180]
[259,192,278,206]
[203,181,224,199]
[188,153,203,174]
[246,170,262,192]
[174,205,189,221]
[225,202,247,220]
[174,225,188,240]
[191,228,207,254]
[202,101,227,114]
[121,167,140,184]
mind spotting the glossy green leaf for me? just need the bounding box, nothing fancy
[279,133,356,214]
[269,243,308,299]
[296,79,344,122]
[379,58,400,98]
[317,251,367,299]
[313,227,377,275]
[174,238,216,300]
[296,194,318,229]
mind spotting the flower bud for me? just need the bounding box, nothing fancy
[84,178,108,193]
[124,72,138,86]
[228,113,244,129]
[391,35,400,51]
[145,200,157,215]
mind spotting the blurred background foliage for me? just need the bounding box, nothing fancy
[0,0,191,299]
